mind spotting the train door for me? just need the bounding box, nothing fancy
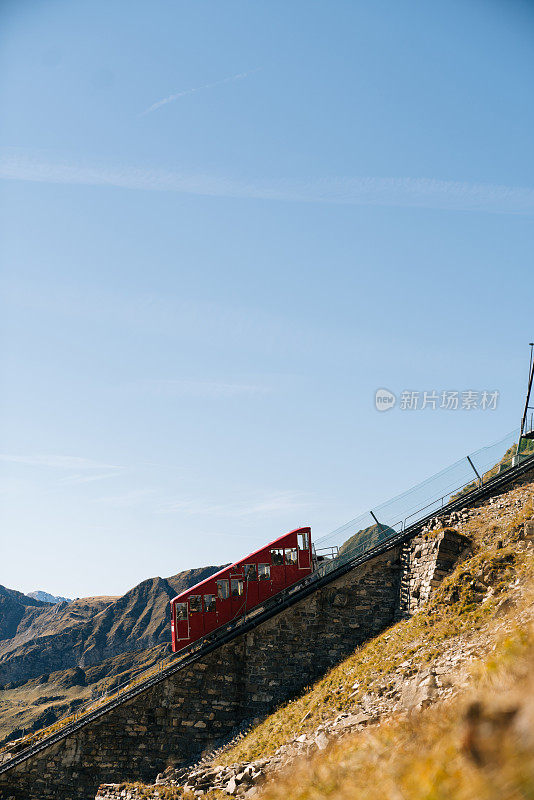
[187,594,204,641]
[270,547,286,593]
[284,545,299,584]
[174,601,190,643]
[297,530,311,570]
[230,575,245,619]
[216,578,231,625]
[257,562,272,602]
[243,564,259,609]
[203,592,217,635]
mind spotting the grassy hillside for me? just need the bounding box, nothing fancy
[258,616,534,800]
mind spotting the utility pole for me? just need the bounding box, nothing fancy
[518,342,534,457]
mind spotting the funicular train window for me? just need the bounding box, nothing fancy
[270,548,284,565]
[231,579,244,597]
[204,594,216,612]
[298,531,309,550]
[285,548,297,565]
[217,580,230,600]
[189,595,202,613]
[258,563,270,581]
[175,602,188,620]
[243,564,257,581]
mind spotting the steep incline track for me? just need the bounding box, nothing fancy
[2,450,533,776]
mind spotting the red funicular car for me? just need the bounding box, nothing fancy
[170,526,313,652]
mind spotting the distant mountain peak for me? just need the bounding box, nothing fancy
[26,591,72,605]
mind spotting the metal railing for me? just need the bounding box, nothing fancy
[522,412,534,440]
[314,427,533,558]
[314,546,339,561]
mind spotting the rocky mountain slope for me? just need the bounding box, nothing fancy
[0,586,49,643]
[0,565,223,746]
[96,470,534,800]
[26,591,72,605]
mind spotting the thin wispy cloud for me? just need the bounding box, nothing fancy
[0,453,121,470]
[141,70,258,115]
[58,471,122,486]
[1,151,534,214]
[0,454,124,489]
[94,488,158,508]
[158,490,309,517]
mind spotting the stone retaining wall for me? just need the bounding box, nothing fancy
[398,528,472,616]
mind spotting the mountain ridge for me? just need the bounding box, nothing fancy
[0,565,223,686]
[26,591,73,605]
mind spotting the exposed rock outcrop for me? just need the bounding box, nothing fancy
[26,591,72,605]
[0,587,48,643]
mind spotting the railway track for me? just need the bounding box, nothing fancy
[2,448,533,776]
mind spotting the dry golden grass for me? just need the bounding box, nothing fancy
[257,614,534,800]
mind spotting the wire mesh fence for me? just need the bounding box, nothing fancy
[313,427,533,576]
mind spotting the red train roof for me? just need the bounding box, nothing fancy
[170,526,311,603]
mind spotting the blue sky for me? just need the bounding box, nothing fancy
[1,0,533,598]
